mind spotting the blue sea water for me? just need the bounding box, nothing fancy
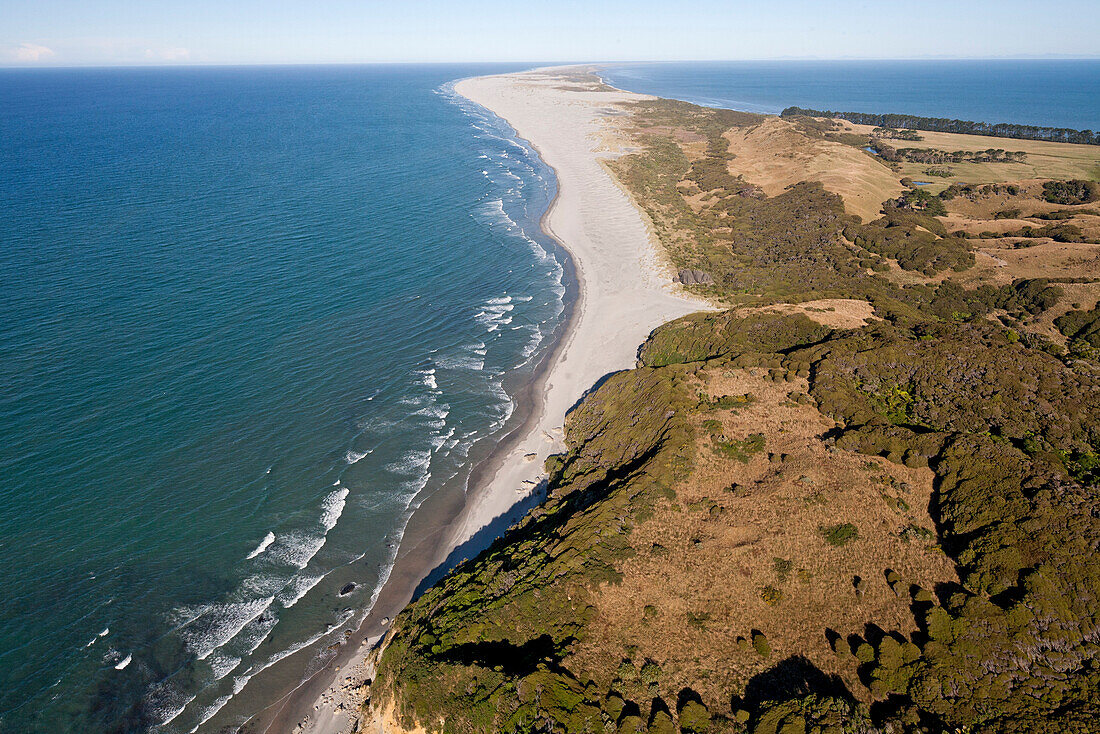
[601,60,1100,130]
[0,65,566,732]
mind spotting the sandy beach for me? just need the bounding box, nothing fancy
[260,66,707,734]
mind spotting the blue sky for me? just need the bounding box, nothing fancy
[2,0,1098,66]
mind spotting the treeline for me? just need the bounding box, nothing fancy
[868,140,1027,164]
[781,106,1100,146]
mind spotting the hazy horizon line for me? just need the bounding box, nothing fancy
[3,55,1100,71]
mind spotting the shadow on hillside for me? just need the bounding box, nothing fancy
[411,478,549,600]
[742,655,853,707]
[436,633,574,677]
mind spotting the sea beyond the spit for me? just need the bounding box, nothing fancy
[2,60,1098,734]
[601,59,1100,130]
[0,64,566,732]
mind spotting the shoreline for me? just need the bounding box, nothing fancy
[247,65,707,734]
[220,77,580,734]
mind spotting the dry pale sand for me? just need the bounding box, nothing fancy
[443,68,708,552]
[285,67,707,734]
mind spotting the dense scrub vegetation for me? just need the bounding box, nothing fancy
[868,141,1027,165]
[871,126,923,141]
[1042,179,1100,205]
[795,321,1100,731]
[781,107,1100,146]
[981,222,1099,244]
[1056,305,1100,357]
[370,98,1100,734]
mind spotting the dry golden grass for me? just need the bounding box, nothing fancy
[956,239,1100,283]
[838,122,1100,193]
[735,299,879,329]
[723,118,903,221]
[566,369,957,712]
[937,183,1100,296]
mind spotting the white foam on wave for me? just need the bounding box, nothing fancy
[85,627,109,647]
[278,574,324,609]
[417,367,438,390]
[182,673,251,732]
[245,531,276,560]
[433,350,485,371]
[239,571,286,597]
[385,448,431,479]
[242,606,355,682]
[271,530,327,570]
[434,426,456,452]
[187,694,232,734]
[344,448,371,464]
[238,609,279,657]
[525,234,554,263]
[207,652,241,681]
[115,653,132,670]
[320,487,349,531]
[412,402,449,426]
[478,197,521,232]
[475,296,518,336]
[184,596,276,661]
[152,692,198,730]
[520,324,543,359]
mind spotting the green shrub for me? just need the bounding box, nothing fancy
[820,523,859,546]
[759,586,783,606]
[678,700,711,734]
[712,432,765,463]
[752,631,771,658]
[640,659,662,685]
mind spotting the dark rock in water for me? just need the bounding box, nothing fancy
[677,268,714,286]
[339,583,356,596]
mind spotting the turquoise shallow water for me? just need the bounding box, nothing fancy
[0,64,565,732]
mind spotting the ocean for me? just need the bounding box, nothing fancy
[3,59,1098,734]
[0,64,566,732]
[600,60,1100,130]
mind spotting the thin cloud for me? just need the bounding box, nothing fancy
[144,47,191,62]
[10,42,55,62]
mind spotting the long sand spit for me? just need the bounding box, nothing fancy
[253,66,707,734]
